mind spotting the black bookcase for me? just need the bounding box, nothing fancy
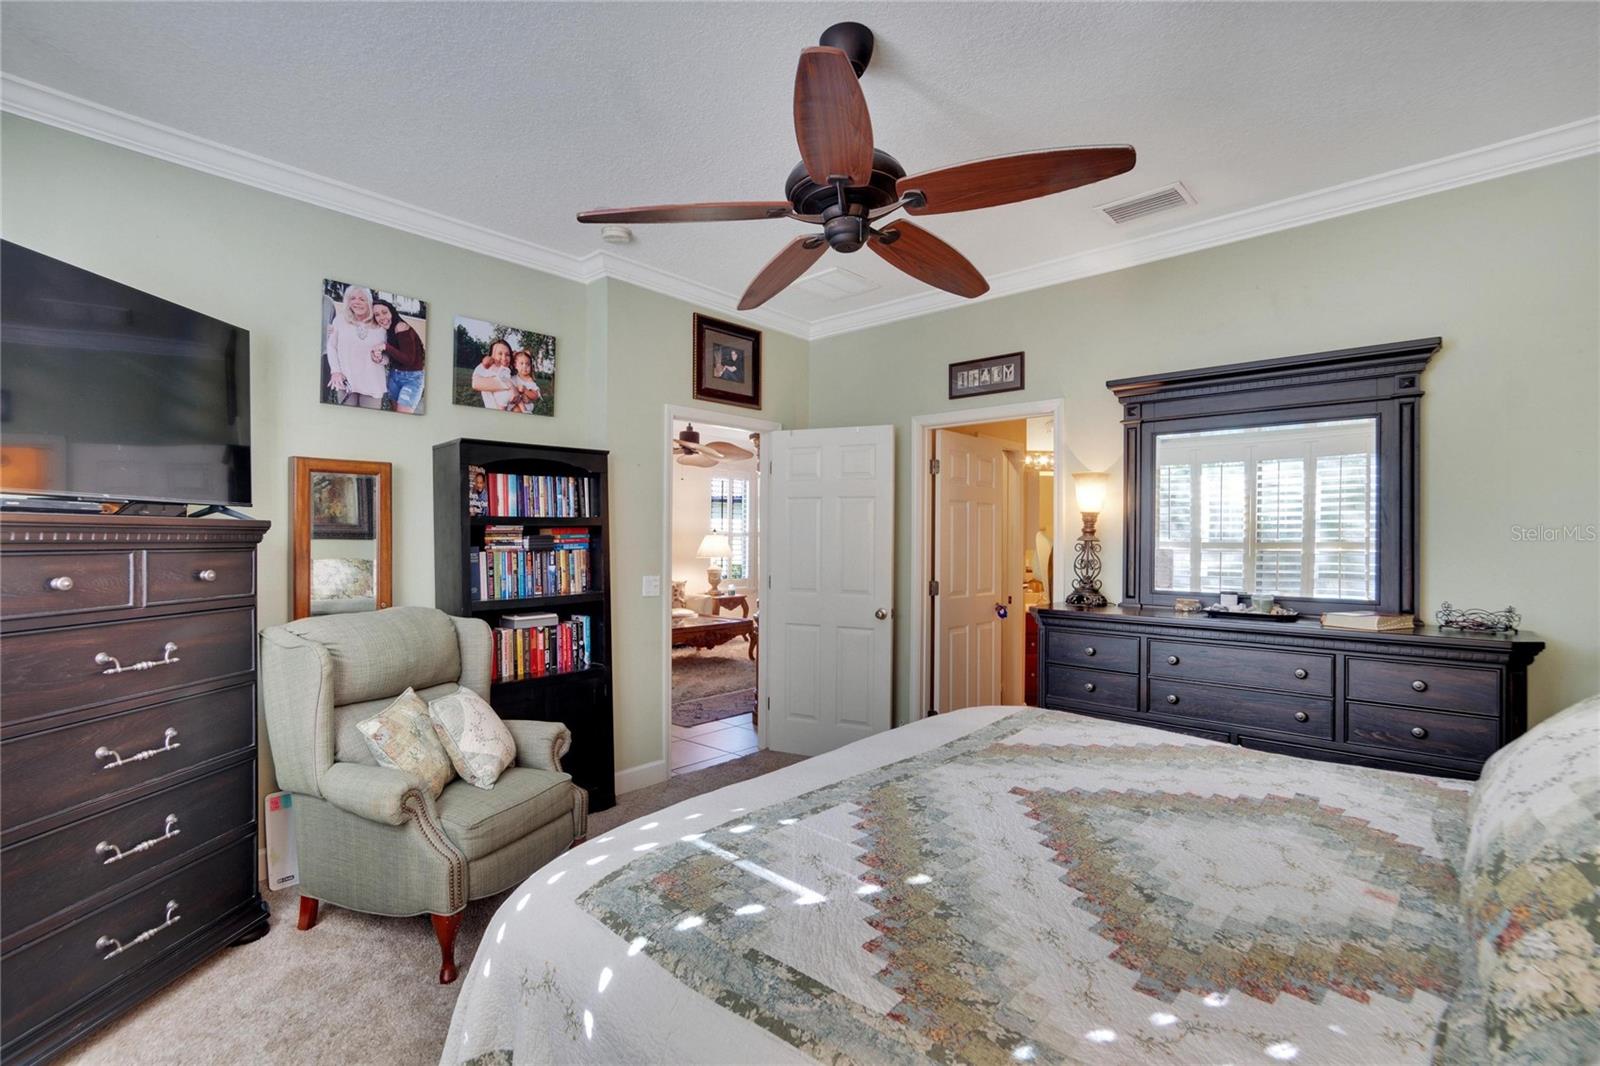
[433,439,615,811]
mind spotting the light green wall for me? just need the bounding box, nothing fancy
[0,114,807,807]
[808,156,1600,729]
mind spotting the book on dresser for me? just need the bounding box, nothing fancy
[434,440,615,810]
[0,513,270,1065]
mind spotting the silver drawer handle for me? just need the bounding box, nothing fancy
[1083,682,1096,693]
[197,569,218,582]
[1167,655,1180,665]
[96,642,180,675]
[1294,668,1309,680]
[96,900,180,960]
[1411,726,1429,739]
[48,575,76,591]
[1412,680,1428,692]
[96,814,180,865]
[1166,694,1179,705]
[1294,711,1310,723]
[95,728,180,770]
[1084,646,1096,657]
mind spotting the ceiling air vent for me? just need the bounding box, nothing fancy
[792,266,880,299]
[1097,182,1195,225]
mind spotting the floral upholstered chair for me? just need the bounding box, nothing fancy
[259,607,585,982]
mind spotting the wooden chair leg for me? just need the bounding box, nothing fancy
[297,896,320,931]
[432,912,464,984]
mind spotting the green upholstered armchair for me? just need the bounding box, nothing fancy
[259,606,586,983]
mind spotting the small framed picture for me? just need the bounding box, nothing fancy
[310,472,375,539]
[693,313,761,409]
[453,315,556,415]
[949,351,1025,400]
[321,279,428,414]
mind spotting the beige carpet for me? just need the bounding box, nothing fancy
[61,750,805,1066]
[670,640,757,703]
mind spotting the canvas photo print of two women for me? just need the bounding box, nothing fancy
[452,315,555,416]
[321,279,428,414]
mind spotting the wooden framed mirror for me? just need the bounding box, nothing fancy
[1109,338,1439,617]
[291,457,393,620]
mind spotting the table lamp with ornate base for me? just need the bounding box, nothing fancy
[1064,471,1108,608]
[696,531,732,595]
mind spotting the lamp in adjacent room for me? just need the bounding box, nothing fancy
[697,532,732,595]
[1064,471,1109,608]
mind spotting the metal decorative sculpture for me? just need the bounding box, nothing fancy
[1064,510,1108,608]
[1435,602,1520,634]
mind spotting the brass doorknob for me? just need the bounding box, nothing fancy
[874,608,888,620]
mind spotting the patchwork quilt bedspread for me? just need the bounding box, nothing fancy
[442,707,1481,1065]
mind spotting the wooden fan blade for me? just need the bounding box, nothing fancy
[576,202,792,224]
[898,146,1136,215]
[704,441,755,461]
[738,236,827,310]
[794,47,874,186]
[869,221,989,299]
[677,453,719,468]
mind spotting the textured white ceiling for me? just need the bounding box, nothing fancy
[3,2,1596,329]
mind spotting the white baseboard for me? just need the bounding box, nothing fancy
[615,759,668,795]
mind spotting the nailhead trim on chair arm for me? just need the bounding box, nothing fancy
[401,789,467,912]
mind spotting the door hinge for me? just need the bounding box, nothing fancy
[767,574,772,589]
[929,458,941,475]
[765,697,770,709]
[929,578,940,597]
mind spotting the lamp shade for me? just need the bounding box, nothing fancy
[696,533,732,559]
[1073,471,1108,514]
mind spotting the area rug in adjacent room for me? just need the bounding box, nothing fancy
[671,640,757,728]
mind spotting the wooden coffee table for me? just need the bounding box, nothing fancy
[671,615,756,660]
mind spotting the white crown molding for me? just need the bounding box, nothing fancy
[3,72,1594,343]
[806,115,1600,339]
[0,73,811,338]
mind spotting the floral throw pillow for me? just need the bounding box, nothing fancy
[356,688,455,799]
[1453,694,1600,1063]
[427,687,516,789]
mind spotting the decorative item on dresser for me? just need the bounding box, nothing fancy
[433,439,615,811]
[0,513,270,1064]
[1034,337,1545,776]
[1063,470,1109,608]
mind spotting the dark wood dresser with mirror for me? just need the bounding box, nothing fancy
[0,513,270,1064]
[1034,339,1544,777]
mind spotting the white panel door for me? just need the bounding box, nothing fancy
[764,426,894,755]
[933,431,1007,713]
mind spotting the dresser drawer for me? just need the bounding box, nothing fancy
[0,608,255,727]
[0,837,255,1047]
[1149,639,1332,696]
[145,549,255,606]
[1346,702,1499,763]
[1347,657,1501,716]
[1043,665,1138,713]
[1,761,254,942]
[1146,680,1333,739]
[1042,629,1139,673]
[0,552,136,621]
[0,685,255,833]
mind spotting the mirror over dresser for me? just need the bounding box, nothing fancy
[1034,339,1544,777]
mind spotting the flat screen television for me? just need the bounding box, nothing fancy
[0,240,251,507]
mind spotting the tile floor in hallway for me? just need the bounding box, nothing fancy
[670,711,759,775]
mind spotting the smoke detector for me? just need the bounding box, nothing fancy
[600,225,634,244]
[1096,182,1196,225]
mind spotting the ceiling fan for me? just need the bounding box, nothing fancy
[673,424,757,468]
[578,22,1135,310]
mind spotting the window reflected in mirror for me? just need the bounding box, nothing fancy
[1153,418,1377,600]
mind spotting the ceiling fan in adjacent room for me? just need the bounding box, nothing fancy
[673,424,756,468]
[578,22,1135,309]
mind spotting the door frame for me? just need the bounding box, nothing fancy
[660,403,782,772]
[911,397,1068,721]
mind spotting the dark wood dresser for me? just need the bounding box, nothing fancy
[1,513,270,1063]
[1033,605,1544,778]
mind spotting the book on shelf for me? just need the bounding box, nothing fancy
[469,527,593,601]
[479,472,598,519]
[467,465,489,516]
[491,615,593,682]
[1320,611,1417,632]
[502,611,559,629]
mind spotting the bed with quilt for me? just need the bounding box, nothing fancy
[442,698,1599,1065]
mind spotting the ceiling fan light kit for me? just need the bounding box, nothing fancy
[578,23,1137,309]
